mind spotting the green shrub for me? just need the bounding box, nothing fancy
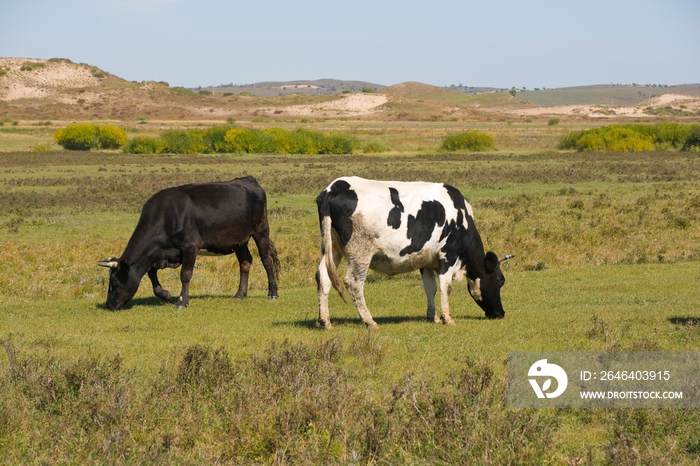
[634,122,692,149]
[224,128,275,153]
[363,142,388,154]
[558,124,691,152]
[123,136,165,154]
[603,127,654,152]
[202,126,232,153]
[286,128,321,154]
[441,130,495,152]
[96,125,127,149]
[548,118,561,126]
[122,127,358,155]
[318,132,358,154]
[91,67,106,78]
[161,129,206,154]
[20,61,45,72]
[53,123,98,151]
[682,125,700,151]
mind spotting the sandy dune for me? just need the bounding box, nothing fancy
[508,93,700,118]
[261,93,388,117]
[0,58,99,101]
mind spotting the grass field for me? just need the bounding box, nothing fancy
[1,147,700,464]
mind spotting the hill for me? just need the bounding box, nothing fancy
[201,79,386,97]
[516,84,700,107]
[1,57,699,123]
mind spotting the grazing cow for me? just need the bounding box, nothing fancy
[315,176,512,328]
[98,176,280,310]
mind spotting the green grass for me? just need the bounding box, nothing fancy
[1,148,700,463]
[2,262,699,374]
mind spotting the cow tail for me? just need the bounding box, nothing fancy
[269,239,281,280]
[320,210,347,303]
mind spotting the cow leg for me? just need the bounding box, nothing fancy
[420,268,439,323]
[316,247,342,329]
[233,244,253,299]
[437,272,456,325]
[176,247,197,309]
[344,257,377,328]
[147,267,172,302]
[252,231,279,300]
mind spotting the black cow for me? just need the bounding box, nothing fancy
[98,176,279,310]
[315,176,512,328]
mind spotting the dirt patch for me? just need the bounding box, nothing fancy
[507,93,700,118]
[259,93,388,117]
[0,58,99,101]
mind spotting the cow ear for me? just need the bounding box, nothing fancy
[118,260,130,274]
[484,251,499,274]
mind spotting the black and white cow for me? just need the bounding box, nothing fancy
[315,176,512,328]
[98,176,280,310]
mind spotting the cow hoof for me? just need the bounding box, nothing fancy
[233,293,246,300]
[268,295,279,300]
[365,321,379,329]
[442,318,455,326]
[318,320,333,330]
[175,302,188,309]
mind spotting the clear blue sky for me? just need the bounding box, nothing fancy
[1,0,698,89]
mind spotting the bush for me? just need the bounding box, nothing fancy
[53,123,98,151]
[548,118,561,126]
[285,128,322,154]
[224,128,275,153]
[363,142,388,154]
[318,132,358,154]
[559,123,700,152]
[202,126,232,153]
[20,61,45,72]
[603,127,654,152]
[120,127,358,155]
[161,129,206,154]
[96,125,127,149]
[567,126,655,152]
[632,122,690,149]
[441,130,495,152]
[123,136,165,154]
[682,125,700,151]
[54,124,128,151]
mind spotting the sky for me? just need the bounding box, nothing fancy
[1,0,698,89]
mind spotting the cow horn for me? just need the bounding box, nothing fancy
[98,258,119,269]
[499,254,515,263]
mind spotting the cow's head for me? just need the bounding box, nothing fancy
[98,257,140,310]
[468,252,513,319]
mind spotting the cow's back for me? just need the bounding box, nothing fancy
[132,177,267,254]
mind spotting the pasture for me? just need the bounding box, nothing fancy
[1,148,700,464]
